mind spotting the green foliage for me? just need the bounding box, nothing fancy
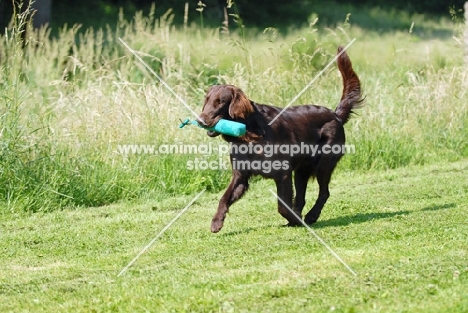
[0,3,467,212]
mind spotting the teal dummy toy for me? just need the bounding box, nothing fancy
[179,118,246,137]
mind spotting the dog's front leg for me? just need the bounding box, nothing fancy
[211,171,250,233]
[274,173,302,226]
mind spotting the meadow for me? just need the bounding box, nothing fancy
[0,3,467,312]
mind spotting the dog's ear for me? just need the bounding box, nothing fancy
[228,88,253,120]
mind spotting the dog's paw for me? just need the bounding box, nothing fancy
[211,220,224,233]
[286,221,303,227]
[304,216,318,225]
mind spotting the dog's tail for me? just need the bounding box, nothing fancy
[335,46,363,124]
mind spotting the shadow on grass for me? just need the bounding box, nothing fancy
[421,203,457,212]
[314,202,457,229]
[219,203,457,235]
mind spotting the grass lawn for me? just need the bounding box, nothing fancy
[1,159,467,312]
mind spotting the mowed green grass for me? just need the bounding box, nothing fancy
[1,159,467,312]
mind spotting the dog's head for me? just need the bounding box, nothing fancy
[198,85,253,137]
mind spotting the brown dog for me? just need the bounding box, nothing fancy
[198,47,363,233]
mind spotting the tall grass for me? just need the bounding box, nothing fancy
[0,4,467,212]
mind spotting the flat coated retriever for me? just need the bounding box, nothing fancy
[198,46,363,233]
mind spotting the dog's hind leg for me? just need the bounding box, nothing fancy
[304,158,338,224]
